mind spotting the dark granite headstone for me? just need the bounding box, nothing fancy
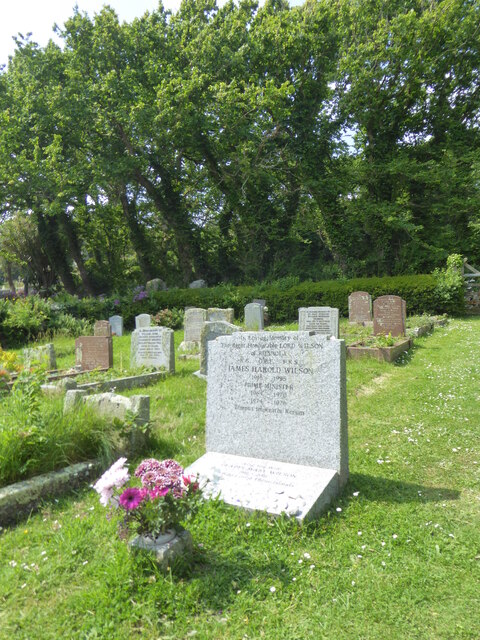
[373,295,406,337]
[75,336,113,371]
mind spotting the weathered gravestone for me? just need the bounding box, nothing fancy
[244,303,264,331]
[298,307,339,338]
[94,320,112,337]
[186,332,348,520]
[131,327,175,373]
[197,321,241,377]
[207,307,235,323]
[252,299,270,326]
[189,279,206,289]
[109,315,124,337]
[64,391,150,453]
[23,343,57,370]
[373,295,406,337]
[146,278,167,293]
[178,307,207,353]
[135,313,151,329]
[75,336,113,371]
[348,292,372,325]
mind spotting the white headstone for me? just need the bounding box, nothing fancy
[184,308,207,343]
[298,307,339,338]
[186,331,348,520]
[244,303,264,331]
[109,315,124,337]
[131,327,175,373]
[135,313,151,329]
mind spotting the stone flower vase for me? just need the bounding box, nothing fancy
[129,528,193,570]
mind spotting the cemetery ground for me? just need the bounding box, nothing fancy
[0,319,479,639]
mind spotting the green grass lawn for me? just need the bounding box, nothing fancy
[1,319,479,639]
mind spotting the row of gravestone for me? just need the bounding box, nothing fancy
[348,292,407,337]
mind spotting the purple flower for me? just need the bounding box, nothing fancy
[119,487,144,511]
[113,299,120,306]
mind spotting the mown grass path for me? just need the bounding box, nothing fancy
[1,319,479,639]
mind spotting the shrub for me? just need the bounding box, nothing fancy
[153,308,184,330]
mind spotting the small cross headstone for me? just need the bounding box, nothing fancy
[109,315,124,337]
[94,320,112,337]
[198,321,241,376]
[244,303,264,331]
[135,313,151,329]
[207,308,235,323]
[75,336,113,371]
[131,326,175,373]
[348,292,372,324]
[186,331,348,520]
[373,295,406,337]
[298,307,339,338]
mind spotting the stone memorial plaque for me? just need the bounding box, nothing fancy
[373,295,406,337]
[131,327,175,373]
[198,321,241,376]
[188,452,340,519]
[207,307,234,323]
[75,336,113,371]
[135,313,151,329]
[109,315,124,337]
[348,292,372,324]
[94,320,112,337]
[244,303,264,331]
[186,331,348,520]
[298,307,339,338]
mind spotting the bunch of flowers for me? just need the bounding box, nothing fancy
[132,286,148,303]
[93,457,202,540]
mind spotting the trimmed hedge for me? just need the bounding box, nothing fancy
[58,273,464,327]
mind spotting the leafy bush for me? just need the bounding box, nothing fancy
[432,254,465,315]
[152,308,184,330]
[0,296,50,345]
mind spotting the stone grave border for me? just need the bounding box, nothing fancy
[346,317,447,362]
[0,460,102,526]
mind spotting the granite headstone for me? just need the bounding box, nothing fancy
[109,315,124,337]
[131,326,175,373]
[135,313,151,329]
[186,332,348,520]
[244,303,264,331]
[94,320,112,337]
[198,321,241,377]
[298,307,339,338]
[75,336,113,371]
[207,307,235,323]
[373,295,406,337]
[348,292,372,324]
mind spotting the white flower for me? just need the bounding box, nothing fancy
[336,507,342,512]
[353,491,360,497]
[392,534,398,539]
[270,586,276,593]
[9,560,17,567]
[303,552,311,559]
